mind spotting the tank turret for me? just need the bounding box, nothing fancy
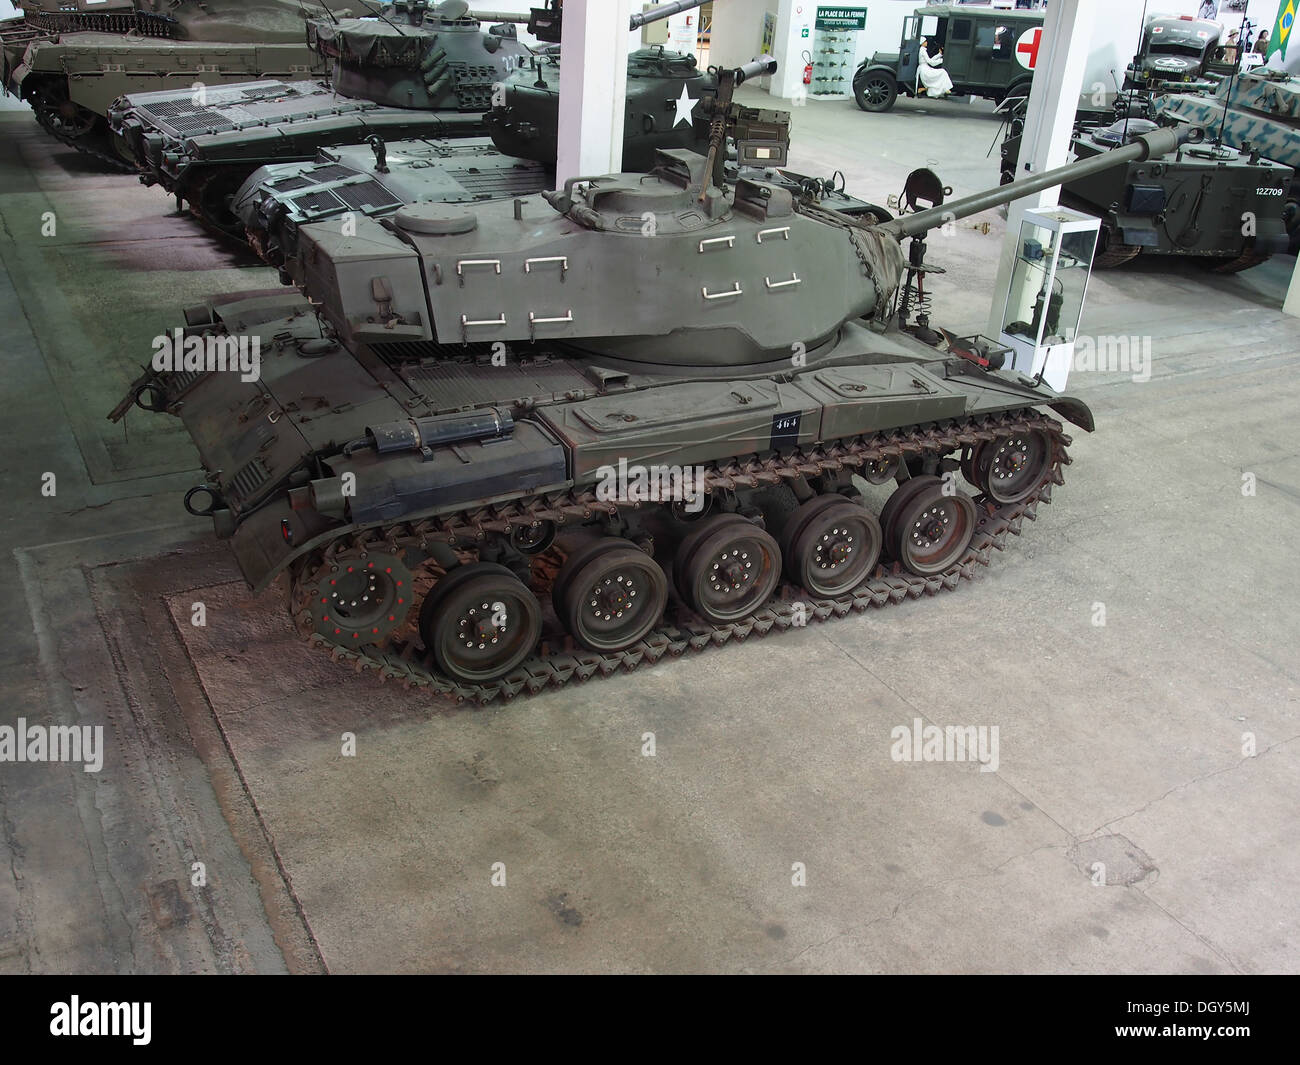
[296,124,1190,367]
[110,117,1199,698]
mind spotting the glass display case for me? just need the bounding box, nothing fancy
[810,7,869,99]
[998,206,1101,391]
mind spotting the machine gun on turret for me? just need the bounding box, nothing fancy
[527,0,706,45]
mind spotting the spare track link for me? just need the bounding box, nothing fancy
[289,409,1071,703]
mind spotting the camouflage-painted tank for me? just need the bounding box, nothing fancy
[0,0,333,166]
[1159,69,1300,251]
[110,93,1196,699]
[110,2,529,232]
[1001,116,1292,270]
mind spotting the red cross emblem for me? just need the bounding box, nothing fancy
[1015,26,1043,69]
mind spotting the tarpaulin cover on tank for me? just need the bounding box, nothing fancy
[309,20,432,68]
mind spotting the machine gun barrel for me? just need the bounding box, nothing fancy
[731,55,778,83]
[881,126,1198,240]
[629,0,705,31]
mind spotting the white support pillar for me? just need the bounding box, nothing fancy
[556,0,633,185]
[769,0,815,100]
[986,0,1097,355]
[1287,258,1300,319]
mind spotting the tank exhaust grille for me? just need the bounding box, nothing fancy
[225,457,271,512]
[335,181,403,211]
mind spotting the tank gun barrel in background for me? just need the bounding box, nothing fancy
[628,0,705,31]
[882,125,1200,241]
[469,11,533,22]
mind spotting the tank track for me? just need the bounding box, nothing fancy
[30,111,135,172]
[286,409,1070,703]
[1204,247,1271,274]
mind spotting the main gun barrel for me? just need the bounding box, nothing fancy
[629,0,705,30]
[881,126,1199,240]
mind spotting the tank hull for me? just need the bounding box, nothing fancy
[1001,124,1293,269]
[1159,72,1300,251]
[1,2,329,165]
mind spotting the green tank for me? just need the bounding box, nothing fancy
[109,2,716,234]
[0,0,333,166]
[1159,69,1300,252]
[110,92,1195,701]
[1000,114,1292,270]
[110,3,531,231]
[485,45,716,175]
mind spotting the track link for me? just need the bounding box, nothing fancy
[288,410,1070,703]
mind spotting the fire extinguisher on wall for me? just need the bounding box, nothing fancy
[803,50,813,85]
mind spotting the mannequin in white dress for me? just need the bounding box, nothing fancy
[918,38,954,98]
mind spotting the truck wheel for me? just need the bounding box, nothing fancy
[1000,81,1032,106]
[855,72,898,113]
[1284,194,1299,255]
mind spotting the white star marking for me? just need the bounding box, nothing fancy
[672,83,698,127]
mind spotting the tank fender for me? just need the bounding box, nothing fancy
[1048,397,1095,433]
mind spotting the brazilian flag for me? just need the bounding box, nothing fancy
[1268,0,1296,61]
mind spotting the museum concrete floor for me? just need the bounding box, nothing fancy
[0,85,1296,974]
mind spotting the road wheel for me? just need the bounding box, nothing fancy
[554,539,667,653]
[894,485,977,577]
[677,516,781,624]
[787,499,882,597]
[420,563,541,683]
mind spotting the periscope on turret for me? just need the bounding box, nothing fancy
[103,106,1199,698]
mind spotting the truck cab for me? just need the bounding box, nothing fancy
[1124,15,1223,91]
[853,4,1044,113]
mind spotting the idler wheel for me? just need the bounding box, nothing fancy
[554,539,668,653]
[420,562,541,683]
[974,430,1051,504]
[788,498,882,597]
[893,485,977,577]
[305,548,415,647]
[677,515,781,624]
